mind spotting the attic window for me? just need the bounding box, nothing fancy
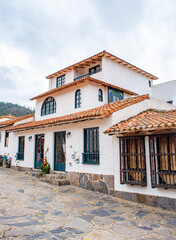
[56,74,65,87]
[89,65,100,75]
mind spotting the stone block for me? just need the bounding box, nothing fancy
[103,175,114,189]
[92,174,100,181]
[69,173,79,186]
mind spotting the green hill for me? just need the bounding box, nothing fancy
[0,102,34,117]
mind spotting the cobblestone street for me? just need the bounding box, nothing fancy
[0,168,175,240]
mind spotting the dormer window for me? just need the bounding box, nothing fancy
[41,97,56,116]
[89,65,100,75]
[56,74,65,87]
[75,89,81,108]
[98,89,103,102]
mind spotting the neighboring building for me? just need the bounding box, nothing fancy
[2,50,176,209]
[0,114,34,157]
[152,80,176,106]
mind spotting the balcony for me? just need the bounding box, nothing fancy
[16,152,24,160]
[74,68,102,81]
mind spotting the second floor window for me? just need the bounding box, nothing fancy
[56,74,65,87]
[75,89,81,108]
[98,89,103,102]
[17,136,25,160]
[108,87,124,103]
[41,97,56,116]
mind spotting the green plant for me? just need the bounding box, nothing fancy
[39,148,50,174]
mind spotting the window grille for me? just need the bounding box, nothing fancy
[41,97,56,116]
[120,136,147,186]
[56,74,65,87]
[83,127,99,164]
[75,89,81,108]
[149,134,176,189]
[4,131,9,147]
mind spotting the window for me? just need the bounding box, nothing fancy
[108,87,124,103]
[167,101,173,104]
[56,74,65,87]
[16,136,25,160]
[41,97,56,116]
[149,134,176,189]
[120,137,146,186]
[89,65,100,75]
[4,131,9,147]
[83,127,99,164]
[75,89,81,108]
[98,89,103,102]
[149,80,151,87]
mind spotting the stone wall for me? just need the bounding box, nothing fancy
[66,172,114,195]
[114,190,176,211]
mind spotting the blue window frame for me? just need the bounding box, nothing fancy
[83,127,99,164]
[98,89,103,102]
[108,87,124,103]
[56,74,65,87]
[16,136,25,160]
[41,97,56,116]
[75,89,81,108]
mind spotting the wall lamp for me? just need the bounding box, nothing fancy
[28,136,32,141]
[66,132,71,138]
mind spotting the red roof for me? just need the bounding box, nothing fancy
[31,76,137,101]
[105,109,176,135]
[0,114,34,128]
[9,94,149,132]
[46,50,158,80]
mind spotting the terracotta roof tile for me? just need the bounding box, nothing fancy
[105,109,176,135]
[9,94,149,132]
[0,114,34,128]
[46,50,158,80]
[31,76,136,100]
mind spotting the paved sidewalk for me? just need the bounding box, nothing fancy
[0,168,175,240]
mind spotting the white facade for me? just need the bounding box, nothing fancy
[152,80,176,106]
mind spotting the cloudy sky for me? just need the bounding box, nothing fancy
[0,0,176,108]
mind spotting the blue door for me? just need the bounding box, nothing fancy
[35,134,44,169]
[54,132,66,171]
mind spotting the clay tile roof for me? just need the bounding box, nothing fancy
[9,94,149,132]
[0,114,34,128]
[46,50,158,80]
[105,109,176,135]
[0,115,17,120]
[30,76,137,101]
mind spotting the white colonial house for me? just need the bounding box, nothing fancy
[1,50,176,209]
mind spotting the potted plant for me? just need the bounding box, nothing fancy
[39,148,51,175]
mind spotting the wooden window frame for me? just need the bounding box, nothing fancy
[83,127,99,164]
[149,134,176,189]
[41,97,56,116]
[4,131,9,147]
[120,136,147,187]
[89,65,100,75]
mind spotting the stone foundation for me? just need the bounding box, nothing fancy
[114,190,176,211]
[66,172,114,195]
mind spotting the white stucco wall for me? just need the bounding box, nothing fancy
[9,117,114,175]
[0,128,10,156]
[102,57,154,95]
[35,82,107,121]
[152,80,176,106]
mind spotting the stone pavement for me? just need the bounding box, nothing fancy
[0,168,175,240]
